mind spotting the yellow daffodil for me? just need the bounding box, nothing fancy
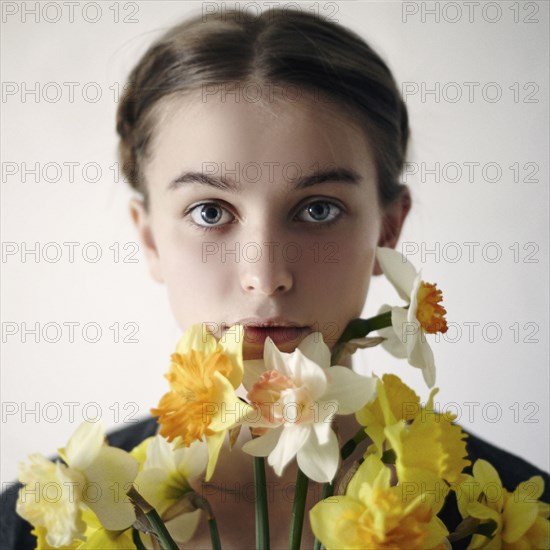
[376,247,449,388]
[132,435,208,545]
[457,459,550,549]
[382,386,470,512]
[356,374,421,457]
[241,332,376,483]
[34,511,135,550]
[74,508,135,550]
[18,422,138,548]
[310,454,450,549]
[152,323,253,481]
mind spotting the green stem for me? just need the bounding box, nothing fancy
[331,312,393,364]
[339,311,393,343]
[254,457,270,550]
[312,482,334,550]
[190,494,222,550]
[127,486,179,550]
[132,528,148,550]
[288,468,309,550]
[341,428,367,460]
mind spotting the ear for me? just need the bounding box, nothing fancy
[129,198,164,283]
[373,187,412,275]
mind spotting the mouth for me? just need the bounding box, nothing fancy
[222,318,312,349]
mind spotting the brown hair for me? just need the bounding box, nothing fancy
[116,7,409,209]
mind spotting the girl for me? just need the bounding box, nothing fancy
[2,5,548,549]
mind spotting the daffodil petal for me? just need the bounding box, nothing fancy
[390,306,411,344]
[515,475,544,502]
[379,326,408,359]
[408,336,436,388]
[242,425,283,457]
[176,324,216,356]
[312,406,333,445]
[78,525,134,549]
[82,446,138,531]
[347,455,385,500]
[143,435,174,472]
[473,459,503,511]
[63,421,104,471]
[264,337,292,377]
[297,428,339,483]
[310,498,366,550]
[288,350,327,398]
[205,430,225,482]
[322,367,376,414]
[165,509,202,544]
[209,371,253,431]
[134,468,167,512]
[219,324,245,388]
[174,439,208,481]
[502,499,538,542]
[376,247,417,302]
[130,437,153,470]
[466,500,502,526]
[297,332,330,367]
[268,425,310,476]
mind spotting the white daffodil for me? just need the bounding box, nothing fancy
[132,435,208,546]
[241,333,376,483]
[376,247,449,388]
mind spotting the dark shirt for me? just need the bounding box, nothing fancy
[1,417,548,549]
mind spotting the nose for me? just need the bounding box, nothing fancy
[239,242,294,296]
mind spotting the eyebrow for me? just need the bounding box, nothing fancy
[168,167,362,192]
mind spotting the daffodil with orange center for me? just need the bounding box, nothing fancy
[152,323,252,480]
[376,246,449,388]
[310,455,450,550]
[241,333,376,483]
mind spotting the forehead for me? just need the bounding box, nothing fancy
[143,85,375,189]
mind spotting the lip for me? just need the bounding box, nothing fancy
[223,318,312,348]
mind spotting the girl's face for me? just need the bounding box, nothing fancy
[131,89,407,359]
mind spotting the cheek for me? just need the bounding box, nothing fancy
[156,234,237,326]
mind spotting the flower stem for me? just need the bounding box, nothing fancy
[127,486,179,550]
[189,493,222,550]
[288,467,309,550]
[341,429,367,460]
[331,312,393,363]
[254,457,270,550]
[339,312,393,342]
[132,528,148,550]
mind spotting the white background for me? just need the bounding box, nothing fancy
[1,1,549,486]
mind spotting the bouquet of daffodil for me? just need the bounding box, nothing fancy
[15,247,550,550]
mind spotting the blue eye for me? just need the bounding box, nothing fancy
[297,200,342,224]
[189,203,234,227]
